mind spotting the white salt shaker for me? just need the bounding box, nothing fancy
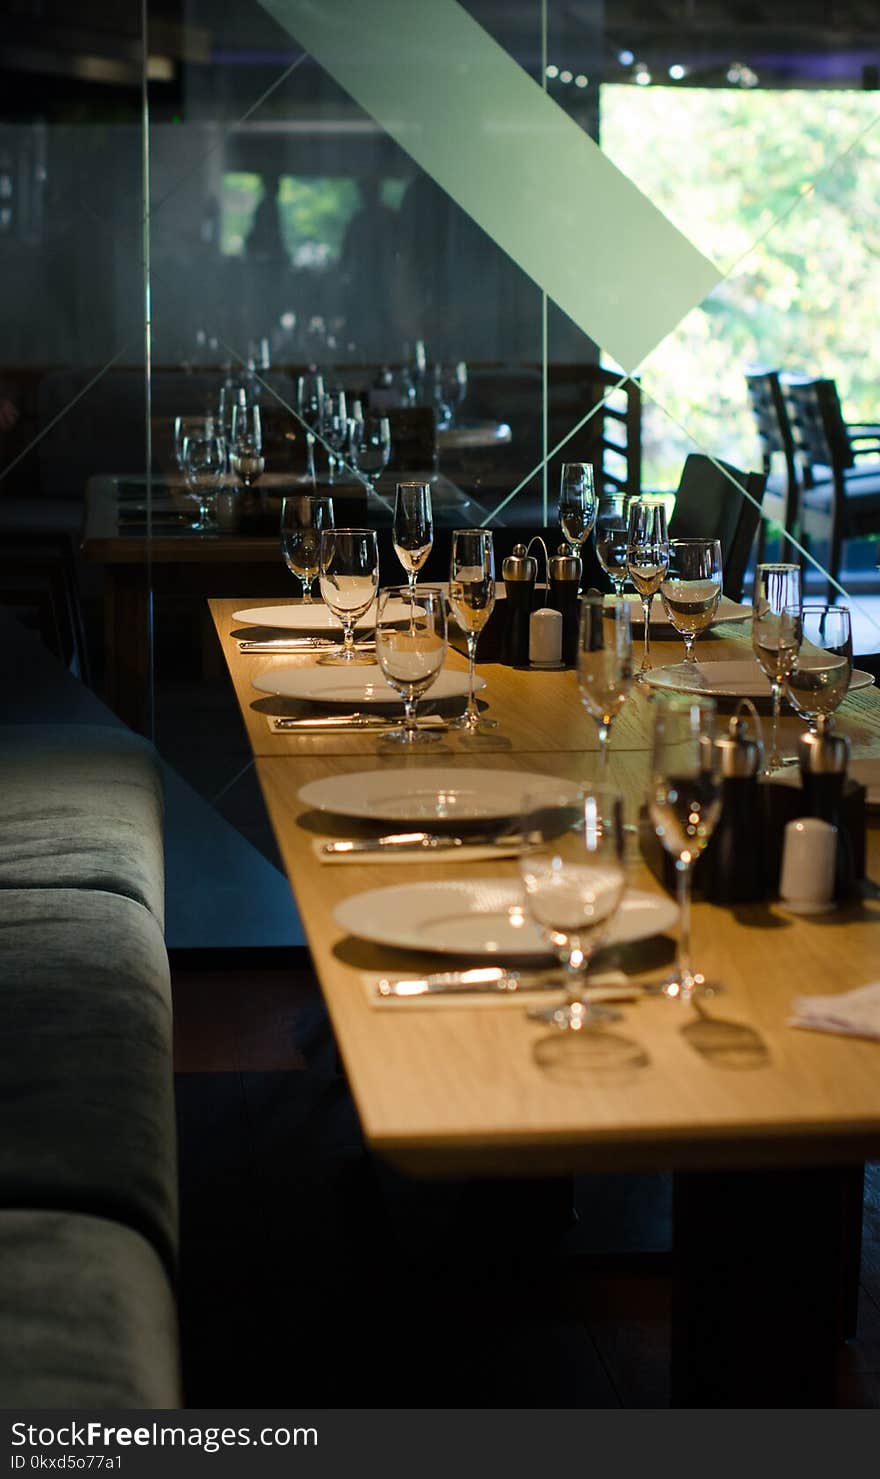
[529,607,562,667]
[779,817,837,914]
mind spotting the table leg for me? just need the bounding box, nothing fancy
[102,566,153,736]
[671,1165,854,1407]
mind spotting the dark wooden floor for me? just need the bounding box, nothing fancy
[172,960,880,1409]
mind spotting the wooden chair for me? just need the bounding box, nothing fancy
[781,376,880,600]
[669,453,765,602]
[745,368,800,563]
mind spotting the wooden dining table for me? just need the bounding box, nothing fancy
[209,593,880,1406]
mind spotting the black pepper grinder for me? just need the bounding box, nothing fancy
[548,543,582,666]
[702,701,766,904]
[501,543,537,666]
[798,716,856,900]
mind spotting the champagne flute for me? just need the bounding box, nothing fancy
[448,528,496,732]
[374,584,448,744]
[784,604,852,732]
[181,432,226,532]
[559,462,597,559]
[626,500,670,675]
[393,482,433,595]
[318,527,379,665]
[576,595,634,775]
[518,784,626,1034]
[280,495,334,603]
[594,494,631,595]
[752,562,803,772]
[296,372,325,483]
[322,390,348,484]
[649,695,722,1003]
[660,538,723,665]
[230,398,265,490]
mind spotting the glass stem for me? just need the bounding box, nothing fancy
[306,434,316,486]
[301,578,313,604]
[675,858,695,1000]
[597,725,609,775]
[342,618,355,659]
[641,595,653,671]
[403,694,418,740]
[683,633,696,664]
[465,632,479,723]
[768,681,782,770]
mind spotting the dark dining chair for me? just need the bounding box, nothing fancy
[669,452,766,602]
[745,367,800,562]
[781,376,880,600]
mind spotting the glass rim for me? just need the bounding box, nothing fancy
[318,526,376,539]
[668,537,722,550]
[377,582,445,600]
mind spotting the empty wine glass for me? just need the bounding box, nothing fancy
[393,482,433,595]
[280,495,334,603]
[594,494,631,595]
[448,528,496,732]
[318,527,379,665]
[349,414,391,493]
[559,463,597,558]
[322,390,348,484]
[626,500,670,675]
[660,538,723,664]
[752,562,803,772]
[518,783,626,1034]
[296,372,325,483]
[577,595,635,775]
[230,397,265,490]
[649,695,722,1002]
[785,604,853,732]
[182,431,226,532]
[375,584,448,744]
[173,415,214,476]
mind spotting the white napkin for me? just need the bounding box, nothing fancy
[789,981,880,1041]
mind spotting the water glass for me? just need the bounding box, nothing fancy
[296,372,325,482]
[349,415,391,492]
[182,432,226,531]
[559,463,597,555]
[626,500,670,674]
[785,604,853,730]
[229,399,265,489]
[576,595,634,774]
[318,527,379,664]
[393,482,434,595]
[649,694,721,1002]
[518,784,626,1033]
[280,495,334,603]
[375,585,448,744]
[594,494,631,595]
[660,538,723,664]
[448,528,496,732]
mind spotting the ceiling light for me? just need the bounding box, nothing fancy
[574,74,589,88]
[668,64,687,81]
[559,69,573,83]
[545,64,559,79]
[634,66,651,86]
[618,49,634,67]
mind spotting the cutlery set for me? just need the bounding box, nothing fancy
[321,830,523,855]
[270,713,447,733]
[375,967,645,1001]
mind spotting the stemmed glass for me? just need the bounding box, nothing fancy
[660,538,723,665]
[229,399,265,490]
[594,494,631,595]
[173,415,214,477]
[374,584,448,744]
[649,695,722,1003]
[322,391,348,484]
[752,562,803,772]
[349,414,391,493]
[296,372,324,483]
[448,528,496,732]
[785,604,853,732]
[518,783,626,1035]
[576,595,635,774]
[393,482,434,595]
[181,431,226,532]
[559,462,597,560]
[626,500,670,675]
[318,527,379,665]
[280,495,334,603]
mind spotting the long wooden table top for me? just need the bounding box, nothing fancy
[210,595,880,1177]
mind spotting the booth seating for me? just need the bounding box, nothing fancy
[0,619,180,1408]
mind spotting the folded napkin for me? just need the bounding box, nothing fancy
[314,837,526,866]
[789,981,880,1041]
[362,968,628,1011]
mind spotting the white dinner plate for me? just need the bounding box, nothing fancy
[233,599,410,633]
[298,767,580,824]
[643,660,875,700]
[253,666,483,706]
[623,594,752,628]
[334,879,679,958]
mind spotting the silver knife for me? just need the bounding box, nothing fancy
[271,713,447,732]
[322,830,524,855]
[376,968,641,1000]
[239,637,374,652]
